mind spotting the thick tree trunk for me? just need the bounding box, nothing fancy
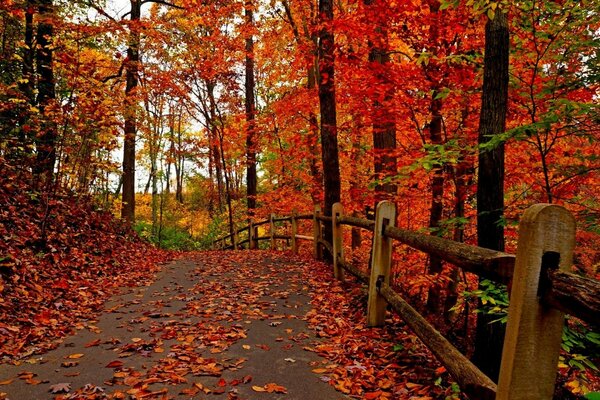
[473,10,509,382]
[245,0,257,219]
[34,0,57,186]
[121,0,140,223]
[318,0,341,254]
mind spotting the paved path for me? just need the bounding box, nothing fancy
[0,251,346,400]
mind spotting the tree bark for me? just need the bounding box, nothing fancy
[281,0,322,204]
[245,0,257,220]
[318,0,341,253]
[34,0,57,186]
[18,2,35,151]
[426,92,444,314]
[473,10,509,382]
[121,0,141,223]
[365,0,397,202]
[207,79,224,213]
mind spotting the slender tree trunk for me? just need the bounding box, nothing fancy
[365,0,397,203]
[350,113,364,261]
[207,80,224,212]
[245,0,257,219]
[166,119,174,196]
[121,0,140,223]
[318,0,341,252]
[426,93,445,314]
[307,19,322,205]
[175,112,184,203]
[282,0,322,204]
[34,0,57,186]
[444,146,472,323]
[473,10,509,382]
[18,2,34,151]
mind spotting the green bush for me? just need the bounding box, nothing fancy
[134,221,200,251]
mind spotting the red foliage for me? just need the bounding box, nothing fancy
[0,158,174,361]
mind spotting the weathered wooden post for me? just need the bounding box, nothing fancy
[332,202,345,280]
[270,213,276,250]
[367,200,396,327]
[291,210,298,254]
[497,204,575,400]
[313,204,323,260]
[248,221,255,250]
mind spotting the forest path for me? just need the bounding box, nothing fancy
[0,251,346,400]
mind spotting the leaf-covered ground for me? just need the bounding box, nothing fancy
[0,250,461,399]
[0,165,174,361]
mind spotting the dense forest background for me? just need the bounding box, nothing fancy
[0,0,599,396]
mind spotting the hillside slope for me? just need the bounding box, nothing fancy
[0,159,173,361]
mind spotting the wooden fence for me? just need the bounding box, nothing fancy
[213,201,600,400]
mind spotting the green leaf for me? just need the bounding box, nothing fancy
[585,393,600,400]
[393,344,404,352]
[487,8,495,20]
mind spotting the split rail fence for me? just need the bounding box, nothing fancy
[213,201,599,400]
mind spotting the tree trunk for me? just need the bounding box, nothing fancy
[121,0,141,223]
[318,0,341,253]
[365,0,397,202]
[175,112,184,203]
[444,146,472,323]
[34,0,57,186]
[18,2,34,152]
[245,0,257,220]
[207,80,224,212]
[426,93,445,314]
[473,10,509,382]
[281,0,322,205]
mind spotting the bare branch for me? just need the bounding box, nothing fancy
[141,0,185,10]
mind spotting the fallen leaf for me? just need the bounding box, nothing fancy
[84,339,101,348]
[106,360,123,368]
[265,383,287,394]
[66,353,84,359]
[49,382,71,394]
[61,361,78,368]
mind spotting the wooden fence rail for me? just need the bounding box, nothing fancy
[213,201,600,400]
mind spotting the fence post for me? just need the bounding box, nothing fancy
[332,202,345,280]
[270,214,276,250]
[313,205,323,260]
[248,221,255,250]
[367,200,396,327]
[496,204,575,400]
[291,210,298,254]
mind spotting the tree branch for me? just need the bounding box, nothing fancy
[141,0,185,10]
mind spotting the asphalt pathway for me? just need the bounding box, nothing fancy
[0,251,347,400]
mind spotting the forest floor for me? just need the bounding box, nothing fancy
[0,251,454,400]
